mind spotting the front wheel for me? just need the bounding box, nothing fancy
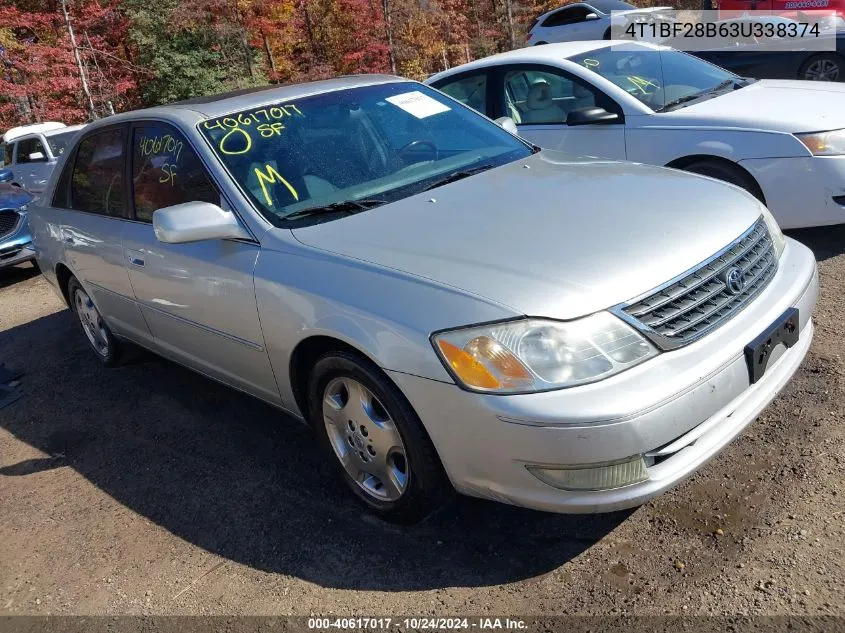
[799,53,843,82]
[681,160,764,203]
[308,351,452,523]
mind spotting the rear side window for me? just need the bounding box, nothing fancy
[17,137,48,163]
[130,123,218,222]
[1,142,12,167]
[70,127,126,217]
[434,73,489,115]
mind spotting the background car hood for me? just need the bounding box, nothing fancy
[661,80,845,132]
[0,184,33,210]
[291,151,762,320]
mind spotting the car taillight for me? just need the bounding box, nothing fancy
[526,32,533,40]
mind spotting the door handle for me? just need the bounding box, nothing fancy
[128,256,145,267]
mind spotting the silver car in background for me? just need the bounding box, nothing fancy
[28,76,818,523]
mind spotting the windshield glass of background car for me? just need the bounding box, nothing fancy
[199,82,532,223]
[570,48,736,111]
[46,131,79,158]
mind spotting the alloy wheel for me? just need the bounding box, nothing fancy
[804,59,840,81]
[322,377,409,502]
[73,287,109,357]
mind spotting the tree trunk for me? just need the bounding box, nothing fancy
[504,0,516,49]
[382,0,397,74]
[263,34,278,76]
[60,0,96,120]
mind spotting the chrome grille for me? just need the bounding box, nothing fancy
[621,217,777,349]
[0,210,19,239]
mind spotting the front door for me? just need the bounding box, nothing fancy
[14,136,54,193]
[500,65,627,160]
[120,120,280,403]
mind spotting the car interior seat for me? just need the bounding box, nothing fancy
[521,80,567,124]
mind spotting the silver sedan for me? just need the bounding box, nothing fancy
[28,76,817,522]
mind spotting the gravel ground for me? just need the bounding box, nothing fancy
[0,225,843,618]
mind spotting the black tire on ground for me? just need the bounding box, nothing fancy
[534,41,548,45]
[681,159,764,203]
[307,350,453,523]
[67,275,122,367]
[798,53,844,82]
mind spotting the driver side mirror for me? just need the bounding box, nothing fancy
[0,168,13,183]
[494,116,519,135]
[585,12,599,20]
[566,107,620,126]
[153,201,251,244]
[28,151,46,162]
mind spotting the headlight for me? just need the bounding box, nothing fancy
[431,313,658,394]
[795,129,845,156]
[760,208,785,259]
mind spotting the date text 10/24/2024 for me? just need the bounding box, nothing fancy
[307,618,528,630]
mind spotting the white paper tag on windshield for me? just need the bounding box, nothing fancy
[385,91,451,119]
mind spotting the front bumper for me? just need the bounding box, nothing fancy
[0,215,35,269]
[740,155,845,229]
[389,238,818,513]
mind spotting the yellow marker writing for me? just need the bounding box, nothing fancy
[219,127,252,155]
[254,164,298,207]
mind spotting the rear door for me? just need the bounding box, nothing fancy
[120,120,279,403]
[497,64,627,159]
[15,136,54,193]
[52,124,149,340]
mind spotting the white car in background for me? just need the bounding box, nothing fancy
[526,0,671,45]
[427,41,845,229]
[1,123,86,193]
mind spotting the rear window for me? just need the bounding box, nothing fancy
[589,0,635,12]
[69,127,126,217]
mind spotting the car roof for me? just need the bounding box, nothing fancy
[43,124,87,137]
[428,41,658,81]
[78,74,408,135]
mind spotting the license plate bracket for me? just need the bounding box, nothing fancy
[744,308,799,384]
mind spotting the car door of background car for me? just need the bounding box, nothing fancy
[120,119,280,404]
[496,64,626,159]
[14,135,54,193]
[539,6,603,42]
[51,124,150,341]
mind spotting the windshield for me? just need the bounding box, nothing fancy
[200,82,532,224]
[569,48,739,111]
[45,130,79,157]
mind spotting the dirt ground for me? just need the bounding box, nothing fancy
[0,225,843,619]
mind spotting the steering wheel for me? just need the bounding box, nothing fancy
[397,139,439,163]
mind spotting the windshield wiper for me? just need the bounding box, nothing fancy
[283,198,386,221]
[658,79,740,112]
[421,164,495,192]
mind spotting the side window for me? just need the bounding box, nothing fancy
[1,142,12,167]
[434,74,489,115]
[542,8,571,27]
[131,123,218,222]
[504,67,605,125]
[17,137,48,164]
[70,127,126,217]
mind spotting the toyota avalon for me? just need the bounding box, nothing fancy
[27,76,818,522]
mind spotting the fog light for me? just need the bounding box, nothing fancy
[527,456,648,491]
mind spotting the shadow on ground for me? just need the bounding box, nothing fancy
[0,309,629,591]
[0,262,40,291]
[787,223,845,262]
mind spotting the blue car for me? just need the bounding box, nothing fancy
[0,168,35,270]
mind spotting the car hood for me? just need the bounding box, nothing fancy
[291,151,763,320]
[662,80,845,132]
[0,185,33,210]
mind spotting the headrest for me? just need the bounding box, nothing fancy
[527,82,553,110]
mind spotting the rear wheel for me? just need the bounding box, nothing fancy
[308,351,452,523]
[799,53,843,82]
[534,40,548,45]
[681,159,764,203]
[67,276,121,366]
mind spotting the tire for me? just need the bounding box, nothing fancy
[534,41,548,45]
[307,351,452,523]
[681,160,764,203]
[67,276,121,367]
[798,53,843,82]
